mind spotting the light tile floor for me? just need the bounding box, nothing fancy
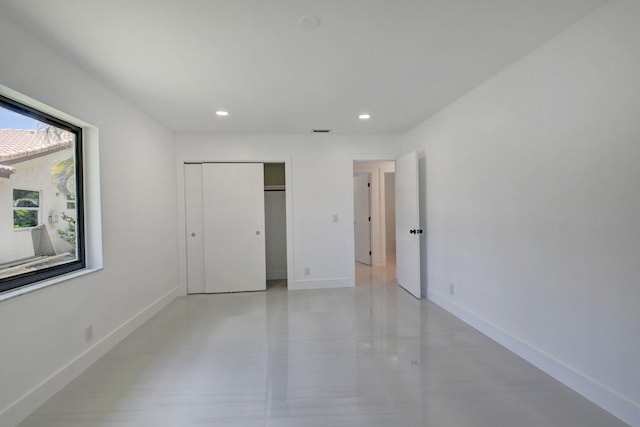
[18,260,628,426]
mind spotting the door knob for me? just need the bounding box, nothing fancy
[410,229,416,234]
[191,232,196,237]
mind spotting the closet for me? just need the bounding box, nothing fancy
[184,162,287,294]
[263,163,287,281]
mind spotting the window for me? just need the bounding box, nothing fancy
[13,189,40,228]
[0,94,85,292]
[66,194,76,210]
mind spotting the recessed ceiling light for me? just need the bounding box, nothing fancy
[358,114,371,120]
[216,110,229,117]
[299,15,321,30]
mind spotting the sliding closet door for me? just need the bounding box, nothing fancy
[202,163,266,293]
[185,164,206,294]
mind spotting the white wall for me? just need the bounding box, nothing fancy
[0,147,76,262]
[175,134,399,292]
[403,0,640,424]
[0,13,178,427]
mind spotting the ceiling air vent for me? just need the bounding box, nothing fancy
[311,129,332,133]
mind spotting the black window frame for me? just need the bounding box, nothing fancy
[0,94,86,293]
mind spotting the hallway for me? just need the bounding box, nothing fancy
[19,269,626,426]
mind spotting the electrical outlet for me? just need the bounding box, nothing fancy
[85,325,93,343]
[304,267,310,276]
[449,283,455,296]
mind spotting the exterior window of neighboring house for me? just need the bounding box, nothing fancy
[0,94,85,293]
[13,189,40,228]
[66,194,76,210]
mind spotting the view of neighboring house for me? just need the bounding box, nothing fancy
[0,129,77,272]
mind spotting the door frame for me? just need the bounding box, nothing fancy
[176,155,294,296]
[350,155,397,286]
[352,154,423,297]
[353,160,395,268]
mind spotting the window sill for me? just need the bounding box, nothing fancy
[13,227,40,232]
[0,266,103,303]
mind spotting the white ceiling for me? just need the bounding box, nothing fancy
[0,0,608,134]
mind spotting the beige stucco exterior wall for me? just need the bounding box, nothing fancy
[0,147,76,264]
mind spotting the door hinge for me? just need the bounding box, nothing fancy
[369,251,372,256]
[367,182,370,187]
[368,216,371,222]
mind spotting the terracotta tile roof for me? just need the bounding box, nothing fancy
[0,129,74,178]
[0,129,74,163]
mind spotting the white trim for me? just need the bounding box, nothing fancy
[0,267,103,302]
[11,188,41,229]
[266,271,287,281]
[0,287,177,427]
[427,289,640,426]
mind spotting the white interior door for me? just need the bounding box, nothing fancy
[202,163,266,293]
[185,164,205,294]
[395,151,421,299]
[354,173,371,265]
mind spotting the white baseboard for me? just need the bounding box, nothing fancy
[427,289,639,427]
[290,277,352,290]
[266,271,287,280]
[1,287,177,427]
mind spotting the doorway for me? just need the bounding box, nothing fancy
[353,153,421,298]
[264,163,288,291]
[353,161,396,285]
